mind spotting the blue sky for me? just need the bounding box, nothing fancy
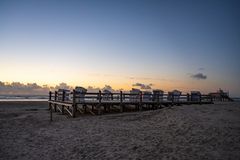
[0,0,240,96]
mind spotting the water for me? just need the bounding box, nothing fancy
[232,97,240,102]
[0,95,48,101]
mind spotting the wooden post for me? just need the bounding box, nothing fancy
[171,93,174,106]
[139,91,143,111]
[72,90,76,118]
[120,91,123,103]
[99,90,102,103]
[54,91,57,112]
[49,91,52,100]
[49,91,52,121]
[156,93,161,109]
[111,93,113,100]
[97,90,102,115]
[120,91,123,112]
[157,93,160,109]
[199,94,202,105]
[61,90,65,114]
[49,91,52,110]
[50,103,53,121]
[110,93,113,112]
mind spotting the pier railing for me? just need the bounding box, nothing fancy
[48,90,213,120]
[49,90,212,103]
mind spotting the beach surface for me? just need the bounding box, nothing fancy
[0,101,239,160]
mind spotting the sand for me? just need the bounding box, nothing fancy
[0,101,240,160]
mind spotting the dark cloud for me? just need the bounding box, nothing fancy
[0,81,153,95]
[0,81,73,95]
[190,73,207,80]
[132,83,153,89]
[0,81,50,95]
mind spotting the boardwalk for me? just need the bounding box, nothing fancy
[48,90,213,119]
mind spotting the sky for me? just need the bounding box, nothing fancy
[0,0,240,96]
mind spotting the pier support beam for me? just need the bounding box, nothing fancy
[120,91,124,112]
[48,91,52,110]
[49,91,52,121]
[61,91,65,115]
[139,91,143,111]
[72,90,76,118]
[54,91,57,112]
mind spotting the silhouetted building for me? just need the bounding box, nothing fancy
[191,91,201,102]
[102,89,112,101]
[57,89,71,101]
[209,89,233,101]
[75,86,87,102]
[143,91,152,102]
[153,89,164,102]
[130,88,141,102]
[167,90,181,102]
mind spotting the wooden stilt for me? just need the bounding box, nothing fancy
[48,91,52,110]
[54,91,57,112]
[72,89,76,117]
[200,95,202,105]
[139,91,143,111]
[50,103,52,121]
[49,91,52,121]
[120,91,123,112]
[61,91,65,115]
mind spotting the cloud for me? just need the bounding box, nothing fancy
[0,81,154,95]
[86,85,118,92]
[55,83,73,90]
[198,67,205,71]
[86,86,101,92]
[0,81,50,95]
[0,81,74,95]
[132,83,153,89]
[102,85,114,92]
[190,73,207,80]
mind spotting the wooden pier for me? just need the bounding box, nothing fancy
[48,90,213,120]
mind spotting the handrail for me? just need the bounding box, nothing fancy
[49,90,213,103]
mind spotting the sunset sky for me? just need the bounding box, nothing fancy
[0,0,240,96]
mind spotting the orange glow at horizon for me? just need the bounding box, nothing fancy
[0,56,237,95]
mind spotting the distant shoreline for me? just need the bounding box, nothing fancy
[232,98,240,101]
[0,95,48,102]
[0,99,48,102]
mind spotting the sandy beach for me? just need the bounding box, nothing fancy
[0,101,239,160]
